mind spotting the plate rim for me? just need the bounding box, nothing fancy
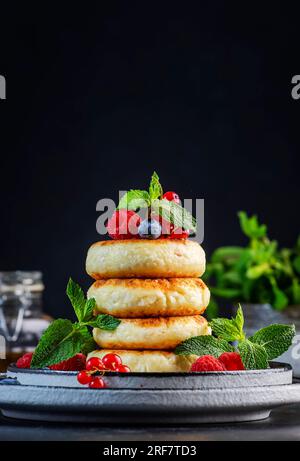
[7,360,292,377]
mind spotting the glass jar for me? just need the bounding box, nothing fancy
[0,271,52,371]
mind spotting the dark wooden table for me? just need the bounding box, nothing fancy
[1,404,300,441]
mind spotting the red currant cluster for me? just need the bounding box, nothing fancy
[77,353,130,388]
[107,191,189,240]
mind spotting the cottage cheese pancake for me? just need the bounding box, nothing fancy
[93,315,210,350]
[86,239,205,279]
[88,278,210,317]
[87,349,196,372]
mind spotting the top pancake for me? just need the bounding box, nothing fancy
[86,239,205,279]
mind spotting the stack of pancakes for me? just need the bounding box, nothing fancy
[85,239,211,372]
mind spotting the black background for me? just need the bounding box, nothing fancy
[0,3,299,319]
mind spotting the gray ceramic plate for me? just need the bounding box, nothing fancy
[6,361,293,389]
[1,362,300,423]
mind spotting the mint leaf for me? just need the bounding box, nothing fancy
[238,339,268,369]
[210,318,242,341]
[149,171,163,200]
[78,327,97,355]
[81,337,97,355]
[238,211,267,239]
[32,279,121,368]
[249,324,295,360]
[294,256,300,275]
[31,319,77,368]
[83,297,96,322]
[66,278,85,322]
[118,190,150,211]
[175,335,234,357]
[246,263,271,279]
[210,287,242,299]
[152,199,196,232]
[234,304,244,333]
[272,286,289,310]
[210,307,245,341]
[89,314,121,331]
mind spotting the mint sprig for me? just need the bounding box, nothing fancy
[175,304,295,370]
[31,279,121,369]
[116,171,197,232]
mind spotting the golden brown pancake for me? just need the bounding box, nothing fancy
[87,349,196,372]
[93,315,210,350]
[88,278,210,317]
[86,239,206,279]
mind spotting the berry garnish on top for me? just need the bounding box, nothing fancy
[138,218,162,239]
[109,172,196,240]
[107,210,141,239]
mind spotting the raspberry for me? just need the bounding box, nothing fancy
[190,355,226,372]
[16,352,33,369]
[49,353,86,371]
[107,210,141,239]
[218,352,245,371]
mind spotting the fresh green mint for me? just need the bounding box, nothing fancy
[203,211,300,319]
[152,199,197,233]
[149,171,163,201]
[31,279,121,369]
[209,304,245,341]
[237,340,269,370]
[249,324,295,360]
[175,304,295,370]
[116,171,197,232]
[117,189,151,211]
[175,335,234,357]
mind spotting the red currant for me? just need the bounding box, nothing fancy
[107,210,141,240]
[102,353,122,371]
[86,357,105,372]
[89,377,106,388]
[77,370,92,385]
[116,364,131,373]
[162,191,180,204]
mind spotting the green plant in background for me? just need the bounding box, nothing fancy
[204,212,300,319]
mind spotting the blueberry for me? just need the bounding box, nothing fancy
[138,219,161,239]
